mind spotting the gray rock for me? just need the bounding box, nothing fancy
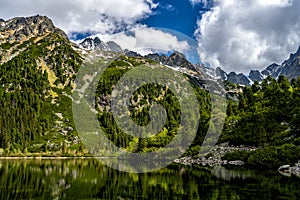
[259,46,300,81]
[124,50,142,57]
[0,15,68,41]
[79,37,122,52]
[249,70,264,82]
[107,41,122,52]
[278,165,291,171]
[227,72,251,86]
[278,162,300,177]
[228,160,245,165]
[216,67,227,80]
[261,63,281,77]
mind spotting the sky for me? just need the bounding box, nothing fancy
[0,0,300,73]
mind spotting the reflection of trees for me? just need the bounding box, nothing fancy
[0,160,299,199]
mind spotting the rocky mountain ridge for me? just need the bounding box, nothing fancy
[79,37,122,52]
[0,15,68,64]
[216,46,300,85]
[77,31,300,86]
[81,35,300,86]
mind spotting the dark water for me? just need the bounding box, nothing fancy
[0,159,299,200]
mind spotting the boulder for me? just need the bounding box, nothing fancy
[278,165,290,171]
[228,160,245,166]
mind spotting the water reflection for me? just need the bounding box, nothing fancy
[211,166,253,181]
[0,159,299,199]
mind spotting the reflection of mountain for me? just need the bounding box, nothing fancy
[211,166,253,181]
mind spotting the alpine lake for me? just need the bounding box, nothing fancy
[0,158,299,200]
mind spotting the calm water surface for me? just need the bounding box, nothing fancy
[0,159,299,199]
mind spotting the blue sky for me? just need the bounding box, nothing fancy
[137,0,208,39]
[70,0,209,40]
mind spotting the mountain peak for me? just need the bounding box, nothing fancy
[169,51,185,58]
[0,15,68,43]
[249,70,263,82]
[261,63,280,77]
[93,37,103,46]
[295,46,300,55]
[79,37,122,52]
[215,67,227,80]
[227,72,251,86]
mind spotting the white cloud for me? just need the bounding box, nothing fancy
[90,26,190,55]
[259,0,293,7]
[0,0,157,34]
[189,0,212,7]
[195,0,300,73]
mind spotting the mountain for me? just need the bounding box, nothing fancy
[249,70,264,82]
[0,15,208,156]
[215,67,227,80]
[78,33,300,86]
[0,15,68,64]
[219,46,300,85]
[277,46,300,80]
[123,50,203,78]
[0,15,83,154]
[206,67,252,86]
[227,72,251,86]
[254,47,300,82]
[1,15,300,171]
[261,63,281,78]
[79,37,122,52]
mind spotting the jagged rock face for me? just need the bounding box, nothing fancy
[0,15,71,65]
[125,50,142,57]
[145,53,167,63]
[80,34,300,85]
[261,63,281,78]
[166,52,197,71]
[216,67,227,80]
[256,47,300,80]
[0,15,67,44]
[249,70,263,82]
[217,46,300,85]
[79,37,122,52]
[0,15,81,87]
[280,47,300,80]
[145,51,198,73]
[283,47,300,67]
[107,41,123,52]
[227,72,251,86]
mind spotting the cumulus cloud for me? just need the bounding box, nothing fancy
[195,0,300,73]
[0,0,157,34]
[88,26,190,55]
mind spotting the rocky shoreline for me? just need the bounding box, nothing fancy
[175,144,300,178]
[175,144,257,167]
[278,162,300,178]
